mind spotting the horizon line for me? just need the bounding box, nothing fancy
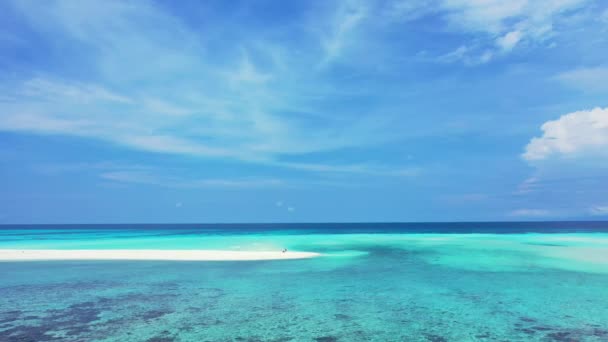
[1,220,607,226]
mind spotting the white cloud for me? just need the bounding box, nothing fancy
[519,107,608,218]
[523,107,608,161]
[555,66,608,92]
[496,30,523,51]
[509,209,551,217]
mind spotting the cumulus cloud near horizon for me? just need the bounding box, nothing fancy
[523,107,608,162]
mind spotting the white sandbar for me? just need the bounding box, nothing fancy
[0,249,321,261]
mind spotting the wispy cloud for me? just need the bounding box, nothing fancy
[0,0,401,169]
[441,0,587,39]
[555,66,608,92]
[436,45,493,65]
[226,53,273,84]
[411,0,590,63]
[36,160,378,189]
[274,200,295,213]
[319,0,368,65]
[100,170,285,189]
[496,30,523,52]
[20,78,132,104]
[589,205,608,216]
[32,161,151,175]
[514,177,540,195]
[273,161,421,177]
[32,161,286,189]
[509,208,551,217]
[602,8,608,22]
[1,0,596,175]
[441,193,488,203]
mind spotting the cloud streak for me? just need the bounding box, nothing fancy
[410,0,590,63]
[0,0,403,169]
[319,0,368,65]
[555,66,608,92]
[100,170,285,189]
[509,208,551,217]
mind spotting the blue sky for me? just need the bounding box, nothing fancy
[1,0,608,223]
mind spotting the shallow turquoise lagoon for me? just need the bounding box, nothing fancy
[1,225,608,341]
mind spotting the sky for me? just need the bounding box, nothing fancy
[1,0,608,223]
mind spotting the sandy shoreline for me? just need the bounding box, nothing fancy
[0,249,321,261]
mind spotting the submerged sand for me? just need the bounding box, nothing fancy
[0,249,321,261]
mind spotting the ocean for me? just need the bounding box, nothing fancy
[1,222,607,341]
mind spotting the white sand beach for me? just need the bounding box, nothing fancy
[0,249,321,261]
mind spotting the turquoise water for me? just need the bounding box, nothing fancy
[1,224,608,341]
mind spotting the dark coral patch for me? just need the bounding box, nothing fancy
[196,287,225,299]
[0,325,58,342]
[517,328,536,335]
[424,334,447,342]
[0,310,22,324]
[315,336,339,342]
[334,314,351,321]
[46,301,101,326]
[146,337,175,342]
[520,317,537,323]
[592,328,608,337]
[141,309,172,320]
[531,326,553,331]
[546,331,574,341]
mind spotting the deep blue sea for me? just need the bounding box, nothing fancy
[1,222,608,341]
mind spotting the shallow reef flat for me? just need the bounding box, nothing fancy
[1,229,608,341]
